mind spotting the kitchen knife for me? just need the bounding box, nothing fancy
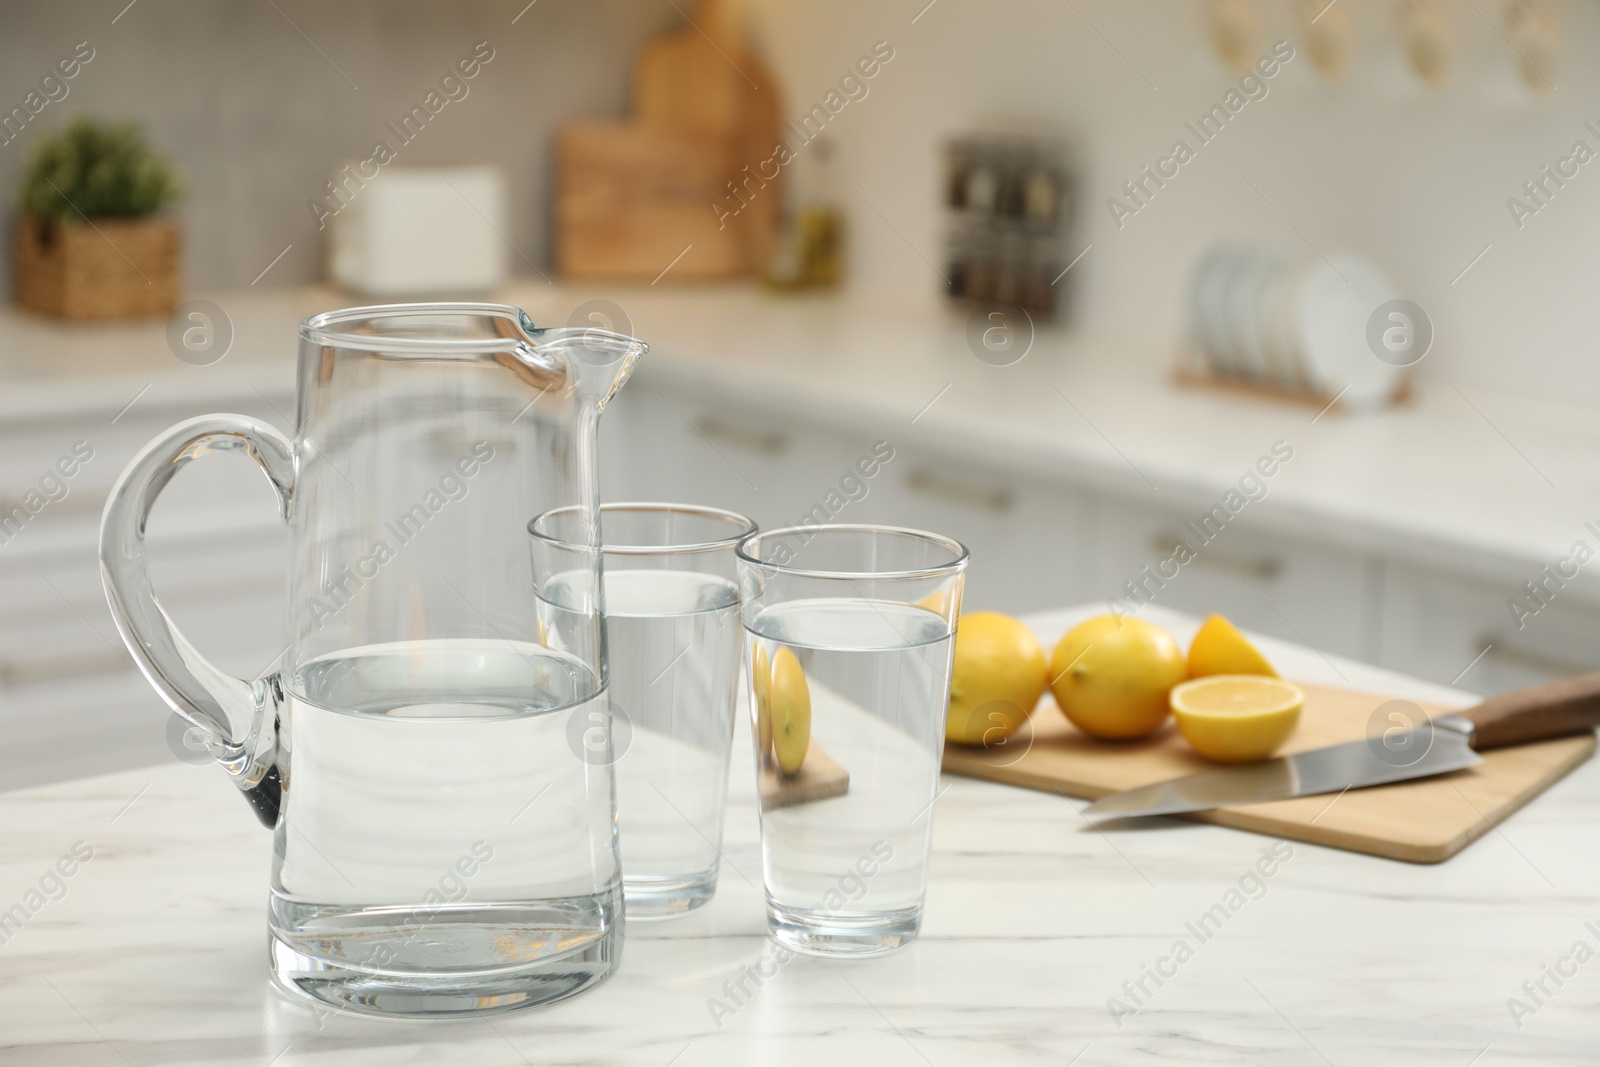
[1082,673,1600,819]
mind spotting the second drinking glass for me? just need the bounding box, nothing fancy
[531,503,756,919]
[735,524,967,956]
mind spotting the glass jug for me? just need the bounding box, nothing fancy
[99,304,645,1018]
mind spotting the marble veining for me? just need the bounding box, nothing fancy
[2,605,1598,1064]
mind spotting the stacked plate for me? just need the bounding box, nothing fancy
[1186,242,1407,410]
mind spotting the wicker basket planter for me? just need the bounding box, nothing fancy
[15,214,181,321]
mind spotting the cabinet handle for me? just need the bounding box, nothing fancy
[1149,532,1282,580]
[906,468,1013,513]
[691,417,788,455]
[0,644,133,686]
[1474,636,1597,678]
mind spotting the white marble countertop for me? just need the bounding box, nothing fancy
[4,604,1598,1065]
[3,282,1596,598]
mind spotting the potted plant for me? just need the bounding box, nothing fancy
[15,118,182,320]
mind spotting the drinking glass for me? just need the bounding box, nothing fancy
[735,524,967,956]
[530,503,756,919]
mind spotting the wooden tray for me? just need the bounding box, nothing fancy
[941,680,1595,863]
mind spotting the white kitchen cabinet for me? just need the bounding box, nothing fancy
[0,395,291,791]
[1087,497,1380,663]
[852,446,1097,615]
[602,371,1378,666]
[599,376,866,532]
[602,380,1100,617]
[1378,565,1600,694]
[604,369,1600,699]
[0,510,286,791]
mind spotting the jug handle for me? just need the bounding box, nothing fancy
[99,415,295,827]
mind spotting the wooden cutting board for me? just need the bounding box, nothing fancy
[942,680,1595,863]
[555,0,782,280]
[631,0,783,272]
[555,123,748,279]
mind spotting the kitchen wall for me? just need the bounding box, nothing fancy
[0,0,677,292]
[746,0,1600,406]
[5,1,1594,408]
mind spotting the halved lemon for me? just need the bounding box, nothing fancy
[1170,675,1304,763]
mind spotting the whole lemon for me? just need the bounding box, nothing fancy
[1050,615,1186,740]
[945,612,1048,746]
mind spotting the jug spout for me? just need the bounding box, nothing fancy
[538,327,647,412]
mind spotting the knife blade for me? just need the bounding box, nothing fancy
[1082,672,1600,820]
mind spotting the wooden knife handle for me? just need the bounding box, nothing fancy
[1462,673,1600,750]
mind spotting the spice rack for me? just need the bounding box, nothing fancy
[942,133,1075,321]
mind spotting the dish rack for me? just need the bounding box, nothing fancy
[1178,240,1420,415]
